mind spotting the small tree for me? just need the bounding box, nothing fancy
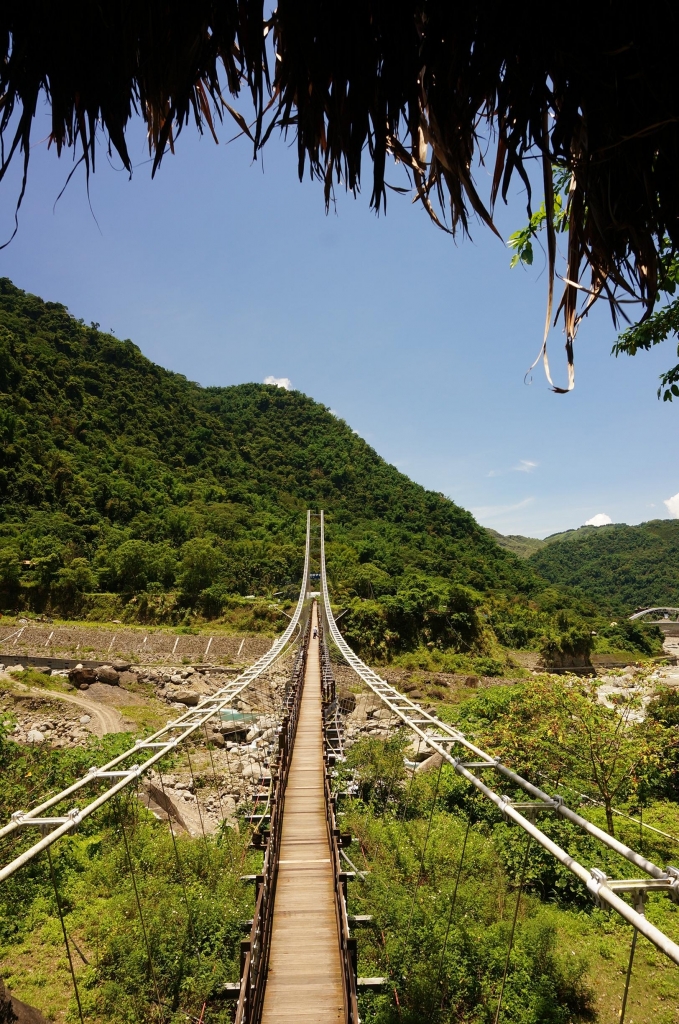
[470,679,659,836]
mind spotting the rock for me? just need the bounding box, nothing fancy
[464,675,479,688]
[183,666,195,676]
[79,683,90,690]
[96,665,120,686]
[170,673,183,684]
[172,689,200,706]
[111,659,132,671]
[69,667,96,688]
[218,720,247,736]
[415,752,444,773]
[79,715,91,724]
[241,762,262,781]
[1,977,50,1023]
[207,730,225,748]
[26,730,45,745]
[10,664,24,673]
[222,794,238,815]
[75,663,83,670]
[140,781,190,831]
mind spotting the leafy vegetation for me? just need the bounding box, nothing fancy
[340,678,679,1023]
[2,667,679,1020]
[0,722,254,1022]
[484,529,546,559]
[527,521,679,612]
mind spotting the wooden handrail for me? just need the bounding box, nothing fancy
[319,614,359,1024]
[234,610,312,1024]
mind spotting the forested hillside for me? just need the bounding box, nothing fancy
[0,281,531,623]
[0,280,662,661]
[528,521,679,611]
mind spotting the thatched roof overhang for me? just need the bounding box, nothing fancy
[2,2,679,366]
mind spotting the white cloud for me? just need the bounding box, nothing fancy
[584,513,613,527]
[664,492,679,518]
[487,459,538,478]
[263,375,292,390]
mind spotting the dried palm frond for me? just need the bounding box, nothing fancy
[1,1,678,369]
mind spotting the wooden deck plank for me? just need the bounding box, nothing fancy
[261,605,344,1023]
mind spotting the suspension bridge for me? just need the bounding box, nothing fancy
[1,510,678,1023]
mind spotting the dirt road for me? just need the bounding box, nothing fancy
[3,676,127,737]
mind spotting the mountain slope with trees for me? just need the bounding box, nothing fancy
[0,280,536,629]
[0,279,662,661]
[528,521,679,611]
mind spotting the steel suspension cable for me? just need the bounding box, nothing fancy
[318,509,679,968]
[0,513,312,883]
[157,769,202,960]
[493,834,532,1024]
[436,817,472,1000]
[46,844,85,1024]
[114,798,167,1022]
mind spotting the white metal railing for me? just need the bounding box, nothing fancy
[319,510,679,967]
[0,511,312,883]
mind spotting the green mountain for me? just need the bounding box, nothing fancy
[0,279,663,662]
[528,521,679,612]
[0,280,543,641]
[484,528,546,559]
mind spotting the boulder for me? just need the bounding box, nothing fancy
[217,720,242,735]
[415,752,444,773]
[140,781,189,831]
[26,730,45,745]
[111,659,131,672]
[1,978,50,1023]
[79,715,91,725]
[172,689,200,707]
[96,665,120,686]
[207,730,225,748]
[68,667,96,688]
[222,795,238,819]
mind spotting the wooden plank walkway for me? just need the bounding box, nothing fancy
[261,604,344,1023]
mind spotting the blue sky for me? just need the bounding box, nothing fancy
[1,117,677,538]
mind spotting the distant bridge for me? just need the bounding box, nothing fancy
[629,607,679,621]
[629,608,679,635]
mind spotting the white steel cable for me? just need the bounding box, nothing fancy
[319,510,679,967]
[0,511,313,883]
